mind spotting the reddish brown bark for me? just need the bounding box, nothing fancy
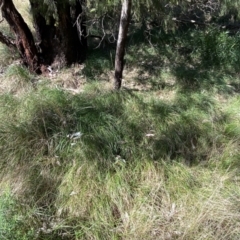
[114,0,132,90]
[0,0,87,73]
[0,0,40,73]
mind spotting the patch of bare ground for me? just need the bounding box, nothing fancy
[46,65,87,94]
[48,65,177,102]
[39,65,175,94]
[122,67,153,90]
[0,61,171,103]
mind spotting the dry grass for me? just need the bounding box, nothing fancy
[53,160,240,239]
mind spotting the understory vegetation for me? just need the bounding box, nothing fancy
[1,1,240,240]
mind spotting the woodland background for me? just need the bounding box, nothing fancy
[0,0,240,239]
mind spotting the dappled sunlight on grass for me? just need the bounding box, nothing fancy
[1,19,240,239]
[0,79,240,238]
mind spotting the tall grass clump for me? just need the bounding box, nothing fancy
[0,44,18,68]
[0,65,35,95]
[1,80,240,239]
[189,28,240,71]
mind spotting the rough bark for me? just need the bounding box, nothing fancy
[30,0,57,65]
[114,0,132,90]
[57,0,87,65]
[0,0,40,73]
[0,0,87,73]
[30,0,87,67]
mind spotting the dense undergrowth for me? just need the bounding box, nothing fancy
[1,3,240,239]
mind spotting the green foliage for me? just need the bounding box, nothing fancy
[189,28,240,70]
[30,0,76,25]
[5,65,33,82]
[0,189,35,240]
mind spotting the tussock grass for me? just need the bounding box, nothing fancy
[0,65,35,94]
[1,79,240,239]
[1,16,240,239]
[0,45,18,68]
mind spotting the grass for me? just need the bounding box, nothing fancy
[0,10,240,239]
[0,80,240,239]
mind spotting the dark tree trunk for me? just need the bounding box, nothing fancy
[29,1,57,65]
[0,0,40,73]
[30,0,87,68]
[114,0,132,90]
[0,0,87,73]
[57,0,87,65]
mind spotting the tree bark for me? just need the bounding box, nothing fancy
[30,0,87,67]
[30,1,57,66]
[57,0,87,65]
[0,0,87,73]
[0,0,40,73]
[114,0,132,90]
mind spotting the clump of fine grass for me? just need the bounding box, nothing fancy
[0,44,18,68]
[0,65,35,95]
[57,159,240,240]
[1,79,240,239]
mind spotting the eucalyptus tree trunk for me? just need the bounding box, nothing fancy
[30,0,87,67]
[0,0,40,73]
[114,0,132,90]
[0,0,87,73]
